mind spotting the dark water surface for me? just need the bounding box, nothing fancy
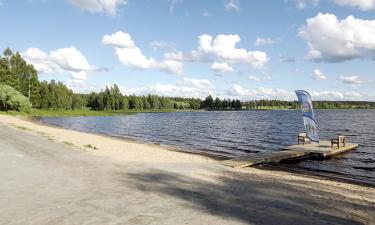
[40,110,375,184]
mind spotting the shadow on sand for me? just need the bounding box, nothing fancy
[123,169,371,225]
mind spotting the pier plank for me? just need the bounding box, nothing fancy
[223,141,358,168]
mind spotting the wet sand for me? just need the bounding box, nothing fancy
[0,115,374,225]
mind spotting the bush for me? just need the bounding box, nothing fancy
[0,84,31,112]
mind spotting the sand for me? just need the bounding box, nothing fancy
[0,114,374,225]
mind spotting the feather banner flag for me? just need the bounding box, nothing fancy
[295,90,319,143]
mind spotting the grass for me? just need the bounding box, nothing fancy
[83,144,98,150]
[0,110,30,116]
[11,123,32,131]
[63,141,74,146]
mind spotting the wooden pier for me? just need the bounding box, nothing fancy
[223,141,359,168]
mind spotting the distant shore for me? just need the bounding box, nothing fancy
[2,107,375,118]
[0,114,374,224]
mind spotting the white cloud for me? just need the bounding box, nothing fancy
[164,50,211,63]
[254,37,280,46]
[149,40,175,51]
[340,75,362,84]
[334,0,375,10]
[286,0,319,9]
[226,85,295,100]
[225,84,366,101]
[177,77,212,89]
[162,34,269,73]
[157,59,184,75]
[225,0,240,12]
[123,77,213,99]
[102,31,135,48]
[248,75,261,82]
[299,13,375,62]
[198,34,268,69]
[67,79,97,93]
[22,47,95,82]
[71,71,88,81]
[164,51,184,61]
[103,31,184,75]
[211,62,233,73]
[287,0,375,10]
[309,90,344,100]
[311,90,364,100]
[114,47,155,69]
[311,69,327,80]
[68,0,127,15]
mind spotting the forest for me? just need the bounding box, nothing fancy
[1,48,374,113]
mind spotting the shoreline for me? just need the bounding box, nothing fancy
[0,114,374,224]
[6,114,374,187]
[34,115,374,187]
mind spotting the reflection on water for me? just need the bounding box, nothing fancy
[40,110,375,183]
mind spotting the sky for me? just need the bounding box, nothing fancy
[0,0,374,101]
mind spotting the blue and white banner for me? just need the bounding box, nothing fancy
[295,90,319,143]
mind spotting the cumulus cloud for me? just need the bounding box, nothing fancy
[68,0,127,15]
[211,62,234,73]
[334,0,375,10]
[103,31,184,75]
[340,75,362,84]
[311,69,327,80]
[198,34,268,69]
[254,37,280,46]
[22,47,95,82]
[225,0,240,12]
[123,77,213,99]
[102,31,134,48]
[299,13,375,62]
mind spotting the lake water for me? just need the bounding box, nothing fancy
[40,110,375,184]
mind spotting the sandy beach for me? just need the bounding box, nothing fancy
[0,114,374,225]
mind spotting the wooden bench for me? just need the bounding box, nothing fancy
[331,135,346,148]
[297,132,311,145]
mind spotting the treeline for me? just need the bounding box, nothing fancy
[314,101,375,109]
[201,96,300,110]
[85,85,201,111]
[201,96,375,110]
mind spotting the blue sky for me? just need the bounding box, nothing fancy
[0,0,374,100]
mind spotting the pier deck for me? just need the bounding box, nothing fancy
[223,141,359,168]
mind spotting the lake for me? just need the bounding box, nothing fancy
[40,110,375,184]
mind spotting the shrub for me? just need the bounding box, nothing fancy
[0,84,31,112]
